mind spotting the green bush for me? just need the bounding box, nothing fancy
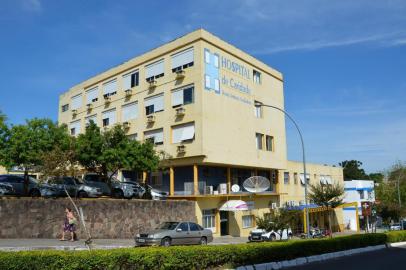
[386,230,406,243]
[0,234,387,270]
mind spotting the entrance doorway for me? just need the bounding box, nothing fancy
[220,211,229,235]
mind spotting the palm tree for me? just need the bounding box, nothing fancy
[308,182,345,237]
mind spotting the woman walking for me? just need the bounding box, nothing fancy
[60,207,77,241]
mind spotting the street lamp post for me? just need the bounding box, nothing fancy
[255,102,310,238]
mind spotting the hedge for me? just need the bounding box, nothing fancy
[386,230,406,243]
[0,234,388,270]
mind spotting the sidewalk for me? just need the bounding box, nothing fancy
[0,236,248,251]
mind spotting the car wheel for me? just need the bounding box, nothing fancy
[200,237,207,245]
[112,189,124,199]
[161,237,171,247]
[77,191,88,198]
[29,189,41,197]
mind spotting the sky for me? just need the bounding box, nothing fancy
[0,0,405,173]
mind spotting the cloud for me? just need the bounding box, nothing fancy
[21,0,42,12]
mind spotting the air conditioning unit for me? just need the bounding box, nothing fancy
[124,89,132,97]
[71,109,77,115]
[175,107,185,116]
[122,121,130,129]
[177,144,186,153]
[271,202,277,209]
[175,69,185,79]
[148,79,157,89]
[104,95,111,103]
[86,103,93,109]
[146,115,155,123]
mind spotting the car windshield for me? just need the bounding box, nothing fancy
[156,222,179,230]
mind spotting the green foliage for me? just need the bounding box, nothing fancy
[0,118,70,172]
[75,121,104,172]
[256,209,301,233]
[339,160,368,180]
[369,173,384,183]
[308,182,345,208]
[386,230,406,243]
[0,234,388,270]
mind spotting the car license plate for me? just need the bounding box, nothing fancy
[138,239,145,243]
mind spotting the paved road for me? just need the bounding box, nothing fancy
[0,236,248,251]
[290,245,406,270]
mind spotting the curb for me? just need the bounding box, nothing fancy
[235,244,387,270]
[386,241,406,247]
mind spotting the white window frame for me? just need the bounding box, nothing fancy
[123,70,139,90]
[204,50,210,64]
[86,87,98,104]
[103,79,117,96]
[144,128,164,145]
[102,109,116,127]
[242,215,254,228]
[122,102,138,122]
[205,75,211,88]
[172,122,195,143]
[71,94,82,110]
[171,47,194,70]
[202,209,216,232]
[144,93,164,115]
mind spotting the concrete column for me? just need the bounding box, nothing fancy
[227,167,231,193]
[193,164,198,195]
[169,167,174,196]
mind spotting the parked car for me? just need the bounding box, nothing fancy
[0,183,15,195]
[140,184,169,200]
[83,174,145,199]
[0,174,42,197]
[135,221,213,247]
[43,176,103,198]
[248,227,293,242]
[390,223,402,231]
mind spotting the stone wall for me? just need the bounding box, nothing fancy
[0,198,196,239]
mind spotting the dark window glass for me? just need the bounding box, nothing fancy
[103,118,109,127]
[189,222,200,231]
[145,105,154,115]
[131,72,139,87]
[178,222,189,232]
[61,104,69,112]
[183,87,194,105]
[64,178,75,185]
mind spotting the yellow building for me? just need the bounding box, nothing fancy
[58,29,344,237]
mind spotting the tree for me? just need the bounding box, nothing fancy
[308,182,345,236]
[0,118,71,194]
[0,110,9,164]
[339,160,368,180]
[368,173,384,183]
[256,209,301,235]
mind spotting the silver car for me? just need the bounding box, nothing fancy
[135,221,213,247]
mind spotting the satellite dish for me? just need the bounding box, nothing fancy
[231,184,240,192]
[243,176,270,193]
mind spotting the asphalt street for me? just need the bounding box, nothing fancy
[290,245,406,270]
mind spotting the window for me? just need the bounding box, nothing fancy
[189,222,201,231]
[144,94,164,115]
[85,115,97,126]
[144,128,164,145]
[122,102,138,122]
[86,87,98,104]
[214,78,220,92]
[204,50,210,64]
[205,75,211,88]
[172,85,194,107]
[253,70,261,84]
[358,190,365,200]
[255,133,263,150]
[213,54,219,68]
[172,122,195,143]
[102,109,116,127]
[202,209,216,232]
[300,173,310,185]
[128,133,138,141]
[69,120,81,136]
[61,104,69,112]
[284,172,290,185]
[178,222,189,232]
[171,47,194,72]
[145,59,164,82]
[294,173,298,184]
[123,71,139,90]
[254,101,262,118]
[242,215,254,228]
[103,79,117,98]
[266,136,274,151]
[71,94,82,110]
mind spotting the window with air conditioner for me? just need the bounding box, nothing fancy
[86,87,98,104]
[144,128,164,145]
[71,94,82,110]
[69,120,81,136]
[172,122,195,143]
[144,94,164,115]
[102,109,116,127]
[171,47,194,72]
[145,59,164,82]
[122,102,138,122]
[103,79,117,99]
[123,70,139,90]
[255,133,263,150]
[171,85,194,107]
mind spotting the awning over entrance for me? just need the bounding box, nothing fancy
[219,200,248,211]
